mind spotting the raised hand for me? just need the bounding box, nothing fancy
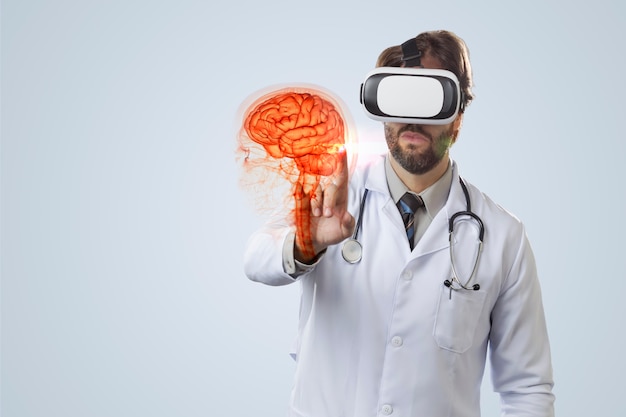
[241,87,355,262]
[295,147,354,262]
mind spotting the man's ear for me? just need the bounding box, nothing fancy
[451,114,464,143]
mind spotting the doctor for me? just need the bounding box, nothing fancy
[244,30,555,417]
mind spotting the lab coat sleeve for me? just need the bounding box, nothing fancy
[489,225,555,417]
[243,222,300,286]
[244,217,324,287]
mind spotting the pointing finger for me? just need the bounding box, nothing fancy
[323,147,350,216]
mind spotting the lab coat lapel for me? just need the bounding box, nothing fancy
[411,163,468,258]
[411,213,449,257]
[361,158,469,258]
[363,158,411,240]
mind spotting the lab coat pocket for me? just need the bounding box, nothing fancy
[433,285,487,353]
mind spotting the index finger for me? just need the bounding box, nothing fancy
[322,146,350,216]
[333,146,350,191]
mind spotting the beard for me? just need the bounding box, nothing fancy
[384,124,454,175]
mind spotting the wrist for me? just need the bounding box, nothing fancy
[294,239,326,264]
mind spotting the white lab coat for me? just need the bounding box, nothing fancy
[244,157,555,417]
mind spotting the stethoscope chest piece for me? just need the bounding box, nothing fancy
[341,189,369,264]
[341,238,363,264]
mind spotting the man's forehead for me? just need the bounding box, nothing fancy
[403,54,445,71]
[418,55,444,70]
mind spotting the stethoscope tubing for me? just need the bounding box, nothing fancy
[341,178,485,295]
[341,189,369,263]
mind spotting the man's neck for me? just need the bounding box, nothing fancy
[389,154,451,194]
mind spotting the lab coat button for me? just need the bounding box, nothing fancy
[381,404,393,415]
[402,270,413,281]
[391,336,403,347]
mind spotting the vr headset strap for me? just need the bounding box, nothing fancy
[401,38,422,67]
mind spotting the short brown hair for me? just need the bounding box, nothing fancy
[376,30,474,111]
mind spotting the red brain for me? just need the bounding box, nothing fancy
[244,91,345,176]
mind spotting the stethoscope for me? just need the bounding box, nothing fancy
[341,178,485,297]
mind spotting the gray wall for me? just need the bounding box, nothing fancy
[2,0,625,416]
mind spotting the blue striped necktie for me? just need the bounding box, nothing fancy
[397,192,424,250]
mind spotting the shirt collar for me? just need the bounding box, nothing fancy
[384,154,453,220]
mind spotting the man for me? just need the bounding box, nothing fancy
[244,30,555,417]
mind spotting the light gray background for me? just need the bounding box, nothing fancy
[2,0,625,416]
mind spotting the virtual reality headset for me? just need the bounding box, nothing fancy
[360,67,464,125]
